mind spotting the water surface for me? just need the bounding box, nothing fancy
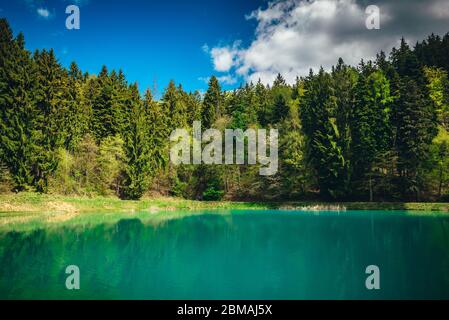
[1,210,448,299]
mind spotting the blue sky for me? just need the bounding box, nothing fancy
[2,0,449,97]
[0,0,265,96]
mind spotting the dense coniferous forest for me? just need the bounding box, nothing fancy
[1,18,449,201]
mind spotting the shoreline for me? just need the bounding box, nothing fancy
[1,192,448,232]
[1,192,448,214]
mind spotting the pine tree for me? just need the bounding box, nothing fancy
[415,33,443,68]
[64,62,89,151]
[163,80,187,129]
[2,16,449,201]
[300,68,346,199]
[33,49,69,192]
[270,73,291,123]
[202,76,222,127]
[0,19,37,191]
[144,88,169,171]
[278,90,309,198]
[389,39,439,199]
[351,66,393,200]
[110,69,129,135]
[121,84,152,200]
[329,59,359,197]
[442,33,449,71]
[230,83,258,129]
[91,66,125,141]
[273,73,287,87]
[391,38,423,81]
[186,90,202,125]
[271,90,290,123]
[254,79,270,126]
[394,77,438,199]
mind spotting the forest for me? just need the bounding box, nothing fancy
[1,18,449,202]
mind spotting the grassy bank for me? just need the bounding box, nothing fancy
[1,192,449,213]
[0,192,448,232]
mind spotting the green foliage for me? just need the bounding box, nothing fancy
[331,59,358,196]
[186,90,203,125]
[169,173,189,198]
[429,127,449,198]
[1,17,448,202]
[202,187,224,201]
[49,148,76,194]
[163,80,188,129]
[0,20,38,191]
[33,49,70,192]
[120,84,152,200]
[351,66,393,199]
[65,62,90,151]
[97,135,125,195]
[424,66,449,129]
[278,99,310,198]
[229,84,258,129]
[73,134,99,192]
[393,77,438,199]
[145,89,170,170]
[202,76,223,128]
[271,88,291,123]
[300,68,347,199]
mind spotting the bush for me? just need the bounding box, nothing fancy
[169,175,188,198]
[202,187,224,201]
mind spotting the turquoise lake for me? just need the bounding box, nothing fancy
[1,210,449,299]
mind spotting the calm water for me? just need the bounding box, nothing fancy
[1,210,449,299]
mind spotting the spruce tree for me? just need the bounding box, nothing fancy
[331,59,358,186]
[163,80,187,129]
[0,19,37,191]
[254,79,270,126]
[186,90,202,125]
[121,84,151,200]
[351,66,393,200]
[273,73,287,87]
[230,83,258,129]
[91,66,124,141]
[144,88,169,171]
[270,73,291,123]
[33,49,69,192]
[394,77,438,199]
[65,62,89,151]
[271,91,290,123]
[300,68,346,199]
[278,89,309,199]
[202,76,222,127]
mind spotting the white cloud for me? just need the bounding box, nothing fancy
[207,0,449,85]
[37,8,51,19]
[217,75,238,85]
[217,0,378,84]
[210,44,240,72]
